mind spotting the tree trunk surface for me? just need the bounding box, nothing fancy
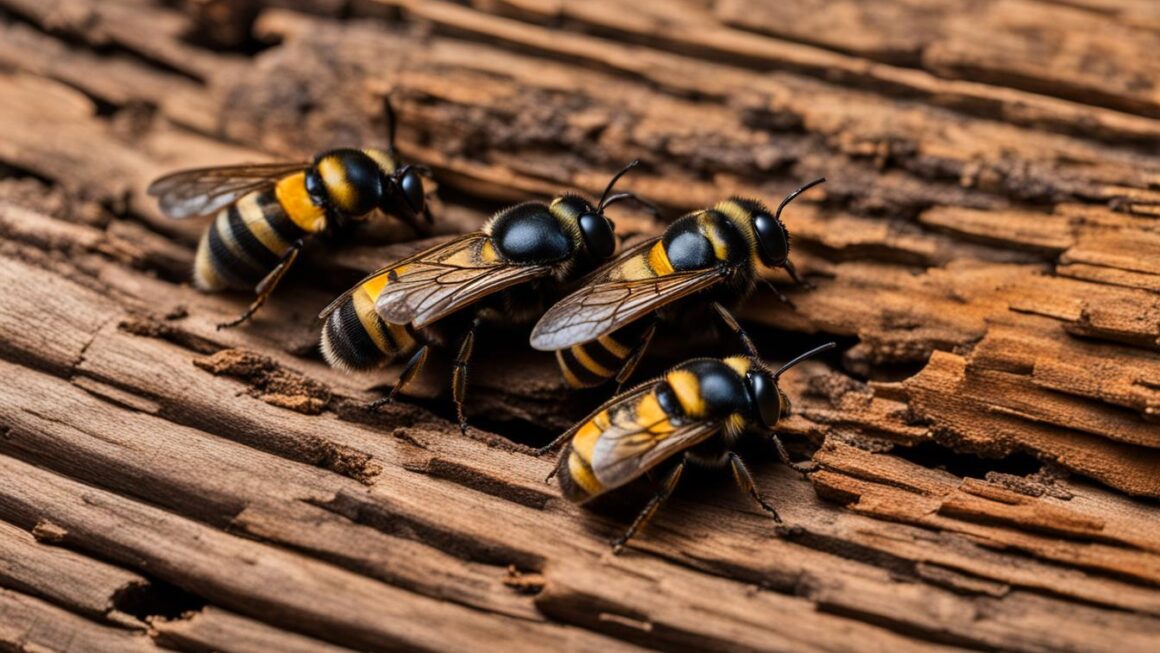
[1,1,1159,651]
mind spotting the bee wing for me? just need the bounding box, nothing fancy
[590,404,723,489]
[361,233,552,328]
[147,162,309,219]
[530,260,729,350]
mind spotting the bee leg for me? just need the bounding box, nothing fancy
[772,434,814,477]
[535,430,572,457]
[613,321,658,393]
[369,345,431,412]
[612,455,687,555]
[711,302,758,358]
[728,452,783,524]
[783,259,814,291]
[542,443,570,483]
[451,316,481,435]
[217,239,303,330]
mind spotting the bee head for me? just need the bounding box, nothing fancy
[745,368,786,430]
[750,178,825,268]
[393,166,427,220]
[572,159,654,261]
[746,342,836,430]
[360,148,428,224]
[307,149,383,217]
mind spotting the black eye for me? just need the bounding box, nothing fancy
[399,169,425,216]
[747,371,781,429]
[578,212,616,260]
[753,212,789,266]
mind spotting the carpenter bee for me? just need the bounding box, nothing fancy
[147,97,432,329]
[539,342,835,553]
[530,179,825,389]
[319,161,651,431]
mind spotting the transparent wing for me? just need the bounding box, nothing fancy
[530,263,728,350]
[363,233,552,328]
[147,161,308,219]
[589,398,722,489]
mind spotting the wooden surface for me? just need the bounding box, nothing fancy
[1,1,1159,651]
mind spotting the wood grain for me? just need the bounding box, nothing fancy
[0,1,1158,651]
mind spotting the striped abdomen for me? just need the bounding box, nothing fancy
[320,275,416,370]
[556,320,652,388]
[558,383,678,504]
[193,173,326,291]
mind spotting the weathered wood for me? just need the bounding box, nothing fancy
[1,1,1159,651]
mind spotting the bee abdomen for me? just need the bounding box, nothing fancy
[557,445,603,504]
[193,190,307,292]
[320,291,415,371]
[556,322,649,389]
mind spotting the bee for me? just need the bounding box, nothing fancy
[538,342,835,553]
[318,161,652,431]
[147,97,432,329]
[530,179,825,389]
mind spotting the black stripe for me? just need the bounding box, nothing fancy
[207,216,266,286]
[325,299,387,369]
[259,191,308,242]
[560,348,608,385]
[228,205,283,267]
[557,445,597,503]
[376,316,399,353]
[580,338,626,373]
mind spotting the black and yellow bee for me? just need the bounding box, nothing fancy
[147,98,431,328]
[319,161,650,431]
[530,179,825,389]
[539,342,835,553]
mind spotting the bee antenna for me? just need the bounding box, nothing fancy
[772,342,836,380]
[774,177,826,222]
[598,160,641,210]
[382,94,398,153]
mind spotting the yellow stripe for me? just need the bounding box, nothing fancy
[387,323,416,353]
[193,231,226,290]
[666,369,706,418]
[573,345,614,377]
[351,287,390,354]
[558,351,587,389]
[275,173,327,233]
[479,240,499,264]
[571,414,606,461]
[635,394,669,433]
[647,241,674,275]
[703,218,731,262]
[361,270,391,299]
[363,147,397,174]
[236,193,286,254]
[316,156,355,213]
[566,452,604,499]
[597,334,631,358]
[213,213,258,267]
[723,356,751,377]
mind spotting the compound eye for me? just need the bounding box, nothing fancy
[578,212,616,260]
[747,371,781,429]
[399,168,426,216]
[753,212,789,266]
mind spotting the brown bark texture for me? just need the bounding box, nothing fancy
[1,1,1159,651]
